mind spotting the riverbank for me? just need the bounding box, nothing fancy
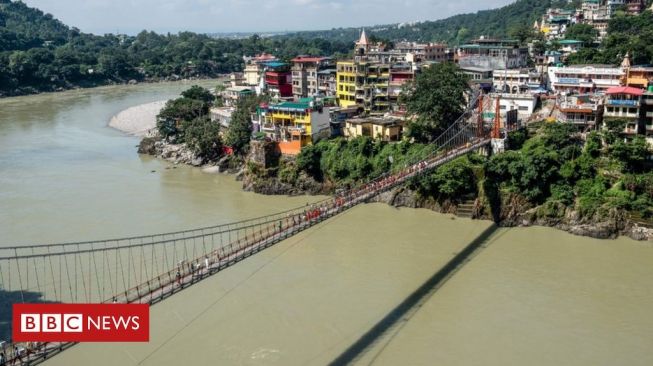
[0,76,225,99]
[109,100,167,137]
[239,139,653,242]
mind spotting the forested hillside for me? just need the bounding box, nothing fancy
[0,0,351,96]
[278,0,579,44]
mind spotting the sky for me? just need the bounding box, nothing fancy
[23,0,515,35]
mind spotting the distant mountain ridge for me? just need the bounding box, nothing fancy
[277,0,579,44]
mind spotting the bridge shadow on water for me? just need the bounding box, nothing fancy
[0,289,58,342]
[329,224,499,366]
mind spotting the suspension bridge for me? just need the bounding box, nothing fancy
[0,93,511,365]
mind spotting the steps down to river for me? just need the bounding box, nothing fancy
[456,200,476,218]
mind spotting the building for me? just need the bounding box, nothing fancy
[489,93,539,120]
[343,116,406,141]
[557,94,603,128]
[336,60,391,114]
[604,86,643,135]
[606,0,646,16]
[394,42,448,62]
[221,86,254,107]
[329,106,360,137]
[336,31,394,115]
[623,67,653,89]
[547,65,623,93]
[228,72,246,87]
[264,62,293,100]
[460,66,494,92]
[539,8,578,40]
[209,107,235,128]
[317,68,337,97]
[389,62,418,104]
[457,38,530,69]
[258,100,331,155]
[291,56,334,99]
[243,53,278,86]
[604,86,653,143]
[493,69,545,94]
[559,40,585,55]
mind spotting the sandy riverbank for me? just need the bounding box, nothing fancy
[108,100,168,136]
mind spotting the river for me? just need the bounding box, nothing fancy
[1,84,651,365]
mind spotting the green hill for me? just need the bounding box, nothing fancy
[278,0,579,45]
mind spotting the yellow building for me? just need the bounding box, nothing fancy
[336,30,391,115]
[336,60,390,114]
[344,116,405,141]
[259,100,331,155]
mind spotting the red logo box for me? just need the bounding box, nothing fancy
[13,303,149,342]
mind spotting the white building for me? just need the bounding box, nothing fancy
[493,69,545,94]
[489,93,539,119]
[547,65,623,93]
[209,107,235,128]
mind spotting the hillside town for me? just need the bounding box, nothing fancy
[207,0,653,155]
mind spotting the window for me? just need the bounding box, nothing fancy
[518,106,528,111]
[628,108,637,114]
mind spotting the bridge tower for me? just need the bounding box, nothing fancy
[491,95,506,154]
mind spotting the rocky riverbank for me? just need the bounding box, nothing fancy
[138,137,652,242]
[239,142,652,241]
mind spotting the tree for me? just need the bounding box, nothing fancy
[611,136,651,173]
[401,62,470,143]
[565,23,599,45]
[182,117,223,161]
[181,85,215,104]
[157,97,208,138]
[224,96,256,154]
[509,23,535,45]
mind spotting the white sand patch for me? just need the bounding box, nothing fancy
[109,100,168,136]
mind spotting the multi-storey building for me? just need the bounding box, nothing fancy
[221,86,254,107]
[264,62,293,100]
[538,8,578,40]
[336,60,391,115]
[623,67,653,89]
[558,94,603,128]
[547,65,623,93]
[493,69,545,94]
[317,68,337,97]
[336,31,394,115]
[388,63,417,104]
[243,53,278,86]
[291,56,334,99]
[604,86,653,143]
[457,38,529,69]
[257,100,331,155]
[394,42,447,62]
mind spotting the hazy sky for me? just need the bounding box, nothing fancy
[23,0,515,35]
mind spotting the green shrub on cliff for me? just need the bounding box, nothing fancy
[182,117,222,161]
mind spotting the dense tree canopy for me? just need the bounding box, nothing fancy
[401,62,470,143]
[224,96,257,154]
[0,1,351,96]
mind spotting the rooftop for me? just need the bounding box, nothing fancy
[268,101,313,112]
[346,116,404,126]
[291,56,331,63]
[559,40,584,45]
[606,86,644,96]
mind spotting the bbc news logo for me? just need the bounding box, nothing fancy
[13,304,149,342]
